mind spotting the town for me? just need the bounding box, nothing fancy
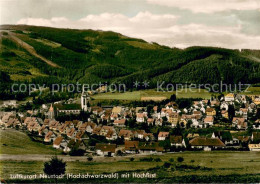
[1,91,260,158]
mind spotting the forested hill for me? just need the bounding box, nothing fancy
[0,24,260,90]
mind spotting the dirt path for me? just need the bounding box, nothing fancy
[249,55,260,63]
[0,154,89,162]
[6,31,62,68]
[0,154,131,162]
[0,154,147,162]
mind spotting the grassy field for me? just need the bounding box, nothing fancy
[242,86,260,95]
[175,88,213,99]
[1,152,260,182]
[0,129,61,155]
[92,88,213,101]
[92,87,260,103]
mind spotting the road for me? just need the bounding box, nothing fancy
[0,154,143,162]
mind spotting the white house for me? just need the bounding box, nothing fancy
[96,143,116,157]
[134,130,146,139]
[44,131,56,142]
[225,93,235,102]
[189,137,225,151]
[248,144,260,151]
[158,132,169,141]
[204,116,214,126]
[53,136,67,149]
[136,113,146,123]
[170,136,186,148]
[86,122,97,133]
[2,100,17,107]
[192,119,200,128]
[105,130,118,140]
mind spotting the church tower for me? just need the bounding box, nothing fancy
[81,91,88,111]
[48,104,54,120]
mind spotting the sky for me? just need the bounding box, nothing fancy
[1,0,260,49]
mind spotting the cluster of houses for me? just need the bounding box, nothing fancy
[0,100,18,108]
[134,93,259,130]
[0,93,260,156]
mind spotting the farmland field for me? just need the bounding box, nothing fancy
[92,87,260,103]
[92,88,213,101]
[1,151,260,182]
[242,86,260,95]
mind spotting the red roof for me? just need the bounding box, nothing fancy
[119,129,133,137]
[193,111,201,115]
[114,119,126,125]
[135,130,146,135]
[137,113,145,118]
[139,142,163,152]
[58,123,67,132]
[86,122,96,129]
[204,116,214,122]
[53,136,63,146]
[43,119,50,125]
[170,136,182,144]
[237,136,250,142]
[232,117,245,123]
[106,130,115,138]
[102,126,113,131]
[190,137,225,147]
[79,123,88,131]
[158,132,169,138]
[153,106,158,111]
[67,128,75,136]
[147,118,154,123]
[95,143,116,153]
[93,126,102,134]
[45,131,53,139]
[125,141,139,150]
[75,131,85,139]
[206,108,215,113]
[92,106,103,113]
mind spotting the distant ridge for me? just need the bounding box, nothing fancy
[0,24,259,88]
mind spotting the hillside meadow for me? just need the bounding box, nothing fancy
[0,129,61,155]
